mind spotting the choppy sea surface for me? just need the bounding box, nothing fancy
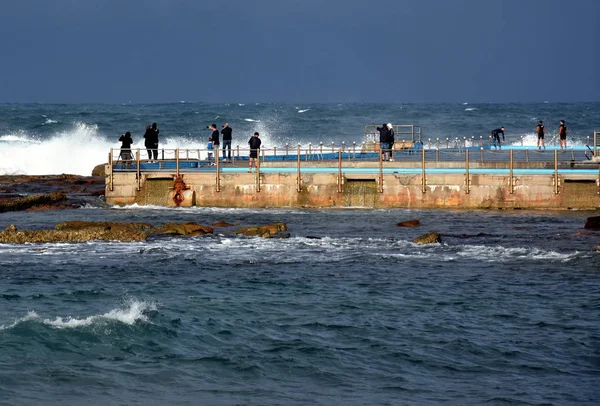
[1,103,599,405]
[1,102,599,175]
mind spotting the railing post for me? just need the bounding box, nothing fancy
[236,144,240,161]
[175,148,180,178]
[421,147,426,194]
[378,146,384,193]
[296,145,302,192]
[161,149,164,160]
[465,149,470,194]
[337,149,343,193]
[108,149,114,191]
[215,148,220,192]
[509,149,514,194]
[554,149,559,194]
[331,142,335,153]
[480,147,484,163]
[136,149,141,191]
[256,149,261,193]
[525,148,529,162]
[597,163,600,195]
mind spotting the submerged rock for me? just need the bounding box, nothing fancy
[413,232,442,245]
[149,222,213,236]
[396,219,421,227]
[55,221,153,231]
[212,221,238,227]
[0,228,147,243]
[584,216,600,230]
[235,222,288,238]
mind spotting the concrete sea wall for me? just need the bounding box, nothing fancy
[105,162,600,210]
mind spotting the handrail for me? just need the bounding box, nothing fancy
[108,144,596,175]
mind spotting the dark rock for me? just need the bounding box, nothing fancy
[397,219,421,227]
[5,224,17,232]
[305,236,321,239]
[593,245,600,252]
[584,216,600,230]
[212,221,238,227]
[413,232,442,245]
[0,192,67,213]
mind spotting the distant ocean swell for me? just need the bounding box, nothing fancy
[1,102,598,176]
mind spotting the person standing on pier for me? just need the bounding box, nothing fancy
[118,131,134,168]
[248,132,261,172]
[208,124,220,156]
[144,123,159,161]
[491,126,505,150]
[221,123,233,162]
[558,120,568,150]
[536,120,545,150]
[376,123,394,161]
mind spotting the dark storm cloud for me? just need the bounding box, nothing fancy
[0,0,598,103]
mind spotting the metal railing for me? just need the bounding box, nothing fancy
[107,145,600,197]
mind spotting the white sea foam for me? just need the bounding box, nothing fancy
[0,310,39,331]
[0,300,156,331]
[453,244,578,263]
[298,109,311,113]
[244,118,260,122]
[464,108,478,111]
[508,132,589,147]
[0,122,209,176]
[43,118,58,125]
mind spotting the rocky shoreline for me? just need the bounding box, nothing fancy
[0,174,105,211]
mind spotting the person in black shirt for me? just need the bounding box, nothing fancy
[208,124,220,155]
[558,120,568,150]
[376,123,394,161]
[248,132,261,172]
[143,124,153,160]
[536,120,545,150]
[491,126,505,150]
[221,123,233,161]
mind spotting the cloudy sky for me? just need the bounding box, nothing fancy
[1,0,598,103]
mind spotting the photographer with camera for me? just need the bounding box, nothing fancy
[221,123,233,162]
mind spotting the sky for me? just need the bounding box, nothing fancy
[0,0,598,104]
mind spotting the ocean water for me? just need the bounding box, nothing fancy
[1,103,600,405]
[0,102,599,176]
